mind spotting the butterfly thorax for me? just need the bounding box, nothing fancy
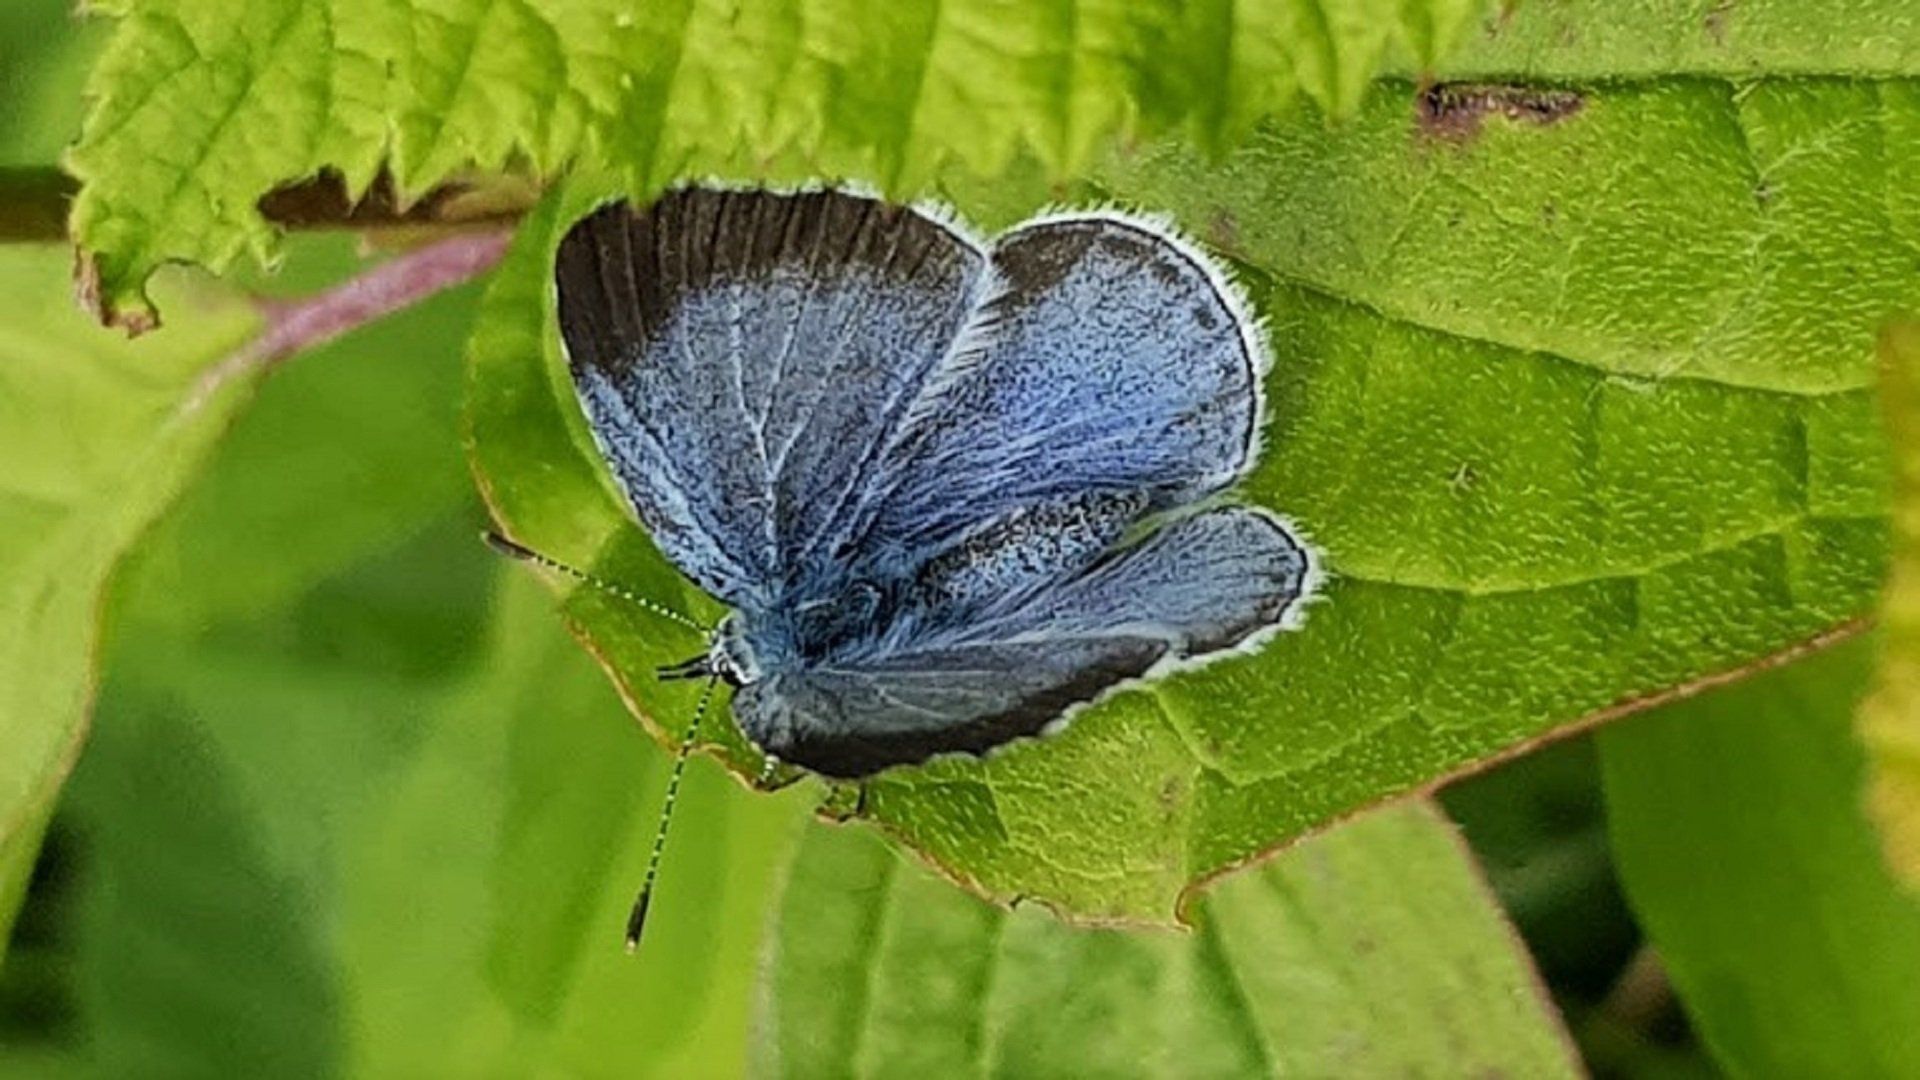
[715,577,889,685]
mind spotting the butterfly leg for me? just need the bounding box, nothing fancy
[656,654,714,681]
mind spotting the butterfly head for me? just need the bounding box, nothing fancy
[709,613,760,684]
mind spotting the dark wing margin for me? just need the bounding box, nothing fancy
[554,189,987,605]
[735,508,1315,777]
[732,637,1167,778]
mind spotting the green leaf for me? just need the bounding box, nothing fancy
[64,662,350,1077]
[1861,321,1920,891]
[67,0,1485,329]
[758,801,1578,1078]
[0,259,809,1071]
[30,527,811,1075]
[0,0,102,165]
[0,247,255,963]
[336,572,814,1078]
[468,71,1904,922]
[114,233,484,634]
[1599,639,1920,1077]
[1428,0,1920,79]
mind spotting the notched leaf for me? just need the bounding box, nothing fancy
[256,169,535,233]
[70,0,1483,328]
[1415,82,1587,141]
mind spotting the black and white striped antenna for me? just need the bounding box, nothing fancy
[625,674,716,950]
[483,530,706,632]
[482,529,716,952]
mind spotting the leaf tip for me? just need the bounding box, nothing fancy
[71,245,158,336]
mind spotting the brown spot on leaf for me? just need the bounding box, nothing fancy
[1205,209,1241,254]
[72,247,157,337]
[1704,0,1736,44]
[1415,83,1586,142]
[72,246,104,321]
[1159,774,1188,812]
[1484,0,1519,37]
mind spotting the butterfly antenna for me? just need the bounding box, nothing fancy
[626,674,717,952]
[482,530,706,632]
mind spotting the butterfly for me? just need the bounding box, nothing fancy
[496,187,1319,945]
[548,186,1317,778]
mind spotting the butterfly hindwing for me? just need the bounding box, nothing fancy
[943,507,1312,652]
[733,636,1168,778]
[738,507,1312,776]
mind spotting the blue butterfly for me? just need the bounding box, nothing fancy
[548,187,1316,780]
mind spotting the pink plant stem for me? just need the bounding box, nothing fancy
[185,228,514,413]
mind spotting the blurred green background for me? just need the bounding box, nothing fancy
[5,3,1916,1077]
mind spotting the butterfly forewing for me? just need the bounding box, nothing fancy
[840,215,1264,565]
[555,189,988,606]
